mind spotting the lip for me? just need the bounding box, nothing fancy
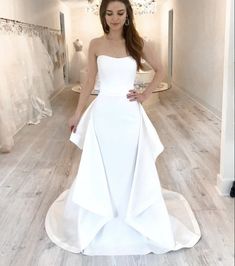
[111,23,120,26]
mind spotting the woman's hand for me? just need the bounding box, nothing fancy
[68,113,81,133]
[127,89,151,103]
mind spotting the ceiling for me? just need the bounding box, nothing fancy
[60,0,165,9]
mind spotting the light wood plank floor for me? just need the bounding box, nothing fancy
[0,86,234,266]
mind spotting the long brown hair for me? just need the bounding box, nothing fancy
[99,0,144,70]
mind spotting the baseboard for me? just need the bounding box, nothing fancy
[216,174,234,196]
[50,86,65,102]
[171,81,222,121]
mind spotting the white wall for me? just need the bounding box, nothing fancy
[59,1,73,84]
[70,7,103,56]
[0,0,60,28]
[217,0,234,196]
[160,0,226,117]
[0,0,72,90]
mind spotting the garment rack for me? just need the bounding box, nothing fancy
[0,16,61,33]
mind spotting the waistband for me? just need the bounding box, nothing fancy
[98,91,128,97]
[98,87,134,97]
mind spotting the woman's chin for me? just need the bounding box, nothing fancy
[110,26,123,31]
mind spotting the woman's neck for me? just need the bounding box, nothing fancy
[106,31,124,41]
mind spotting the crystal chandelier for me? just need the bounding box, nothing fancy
[132,0,157,15]
[87,0,157,15]
[87,0,100,15]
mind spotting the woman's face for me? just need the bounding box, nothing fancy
[105,1,127,32]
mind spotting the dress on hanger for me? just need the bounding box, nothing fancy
[0,30,54,152]
[45,55,201,255]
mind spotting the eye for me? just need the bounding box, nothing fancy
[118,12,125,16]
[105,11,113,16]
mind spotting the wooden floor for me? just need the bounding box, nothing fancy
[0,86,234,266]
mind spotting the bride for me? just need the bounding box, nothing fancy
[45,0,201,255]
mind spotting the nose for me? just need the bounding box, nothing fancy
[111,15,119,22]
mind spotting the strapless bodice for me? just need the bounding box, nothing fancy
[97,55,137,96]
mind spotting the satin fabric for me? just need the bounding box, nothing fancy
[45,55,201,255]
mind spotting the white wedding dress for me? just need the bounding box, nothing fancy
[0,32,54,152]
[45,55,201,255]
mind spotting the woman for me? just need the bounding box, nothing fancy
[45,0,201,255]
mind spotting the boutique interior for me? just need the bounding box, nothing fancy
[0,0,234,265]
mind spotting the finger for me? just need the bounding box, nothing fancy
[129,98,137,102]
[129,96,138,101]
[127,94,136,99]
[127,93,136,98]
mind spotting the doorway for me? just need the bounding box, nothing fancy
[168,9,173,88]
[60,11,68,83]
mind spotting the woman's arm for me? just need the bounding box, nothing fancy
[127,40,164,103]
[141,40,164,97]
[74,39,98,116]
[69,39,98,133]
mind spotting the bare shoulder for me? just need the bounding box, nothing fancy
[90,36,103,45]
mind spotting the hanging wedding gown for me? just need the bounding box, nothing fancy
[45,55,201,255]
[0,31,54,152]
